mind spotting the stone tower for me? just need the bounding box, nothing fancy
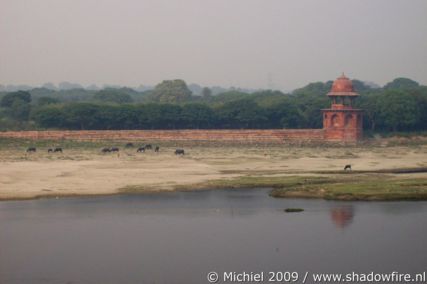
[322,74,363,142]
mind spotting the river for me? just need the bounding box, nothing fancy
[1,189,426,284]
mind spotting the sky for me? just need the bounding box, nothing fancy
[1,0,426,91]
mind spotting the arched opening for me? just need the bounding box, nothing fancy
[331,114,339,128]
[344,114,353,128]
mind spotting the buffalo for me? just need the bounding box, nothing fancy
[175,149,185,155]
[110,147,120,152]
[101,147,111,153]
[137,147,145,153]
[145,144,152,150]
[54,147,63,153]
[154,146,160,153]
[48,148,53,153]
[26,147,37,153]
[125,143,134,148]
[344,164,352,171]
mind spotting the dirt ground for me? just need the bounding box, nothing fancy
[0,144,427,199]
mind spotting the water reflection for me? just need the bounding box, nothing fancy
[330,205,354,228]
[1,190,427,284]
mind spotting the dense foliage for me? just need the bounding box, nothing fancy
[1,77,426,132]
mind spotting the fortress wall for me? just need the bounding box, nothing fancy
[0,129,326,143]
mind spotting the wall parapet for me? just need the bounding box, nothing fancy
[0,129,326,143]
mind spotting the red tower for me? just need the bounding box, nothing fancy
[322,74,363,142]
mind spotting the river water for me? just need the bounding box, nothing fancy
[1,189,426,284]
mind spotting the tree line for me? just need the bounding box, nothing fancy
[1,78,426,132]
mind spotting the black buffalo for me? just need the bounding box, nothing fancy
[54,147,63,153]
[48,148,53,153]
[175,149,185,155]
[137,147,145,153]
[26,147,36,153]
[110,147,120,152]
[125,143,134,148]
[101,147,111,153]
[344,164,352,171]
[145,144,152,150]
[154,146,160,152]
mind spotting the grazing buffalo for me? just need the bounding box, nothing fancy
[344,164,352,171]
[137,147,145,153]
[54,147,63,153]
[101,147,111,153]
[125,143,134,148]
[48,148,53,153]
[154,146,159,153]
[110,147,120,152]
[145,144,152,150]
[175,149,185,155]
[26,147,36,153]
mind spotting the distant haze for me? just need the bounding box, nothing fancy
[1,0,426,90]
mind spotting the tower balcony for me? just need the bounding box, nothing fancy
[330,104,355,110]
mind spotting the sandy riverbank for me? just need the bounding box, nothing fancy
[0,142,427,200]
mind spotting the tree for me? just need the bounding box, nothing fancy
[378,90,421,131]
[93,88,133,104]
[216,99,267,128]
[293,92,329,128]
[32,105,65,128]
[63,103,101,130]
[181,104,216,129]
[9,99,31,121]
[150,80,192,103]
[0,91,31,107]
[266,99,304,129]
[37,96,60,106]
[202,87,212,98]
[352,80,374,93]
[0,91,32,122]
[292,81,333,97]
[410,87,427,131]
[357,92,381,131]
[384,78,419,90]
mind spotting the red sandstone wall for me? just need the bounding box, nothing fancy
[0,129,326,143]
[322,110,363,142]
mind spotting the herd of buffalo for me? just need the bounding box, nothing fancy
[25,145,352,170]
[26,144,185,155]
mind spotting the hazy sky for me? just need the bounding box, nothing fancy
[1,0,426,90]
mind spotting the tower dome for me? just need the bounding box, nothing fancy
[327,73,358,97]
[331,73,354,92]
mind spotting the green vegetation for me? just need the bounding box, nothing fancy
[0,77,426,132]
[93,88,134,104]
[148,79,192,103]
[119,174,427,201]
[270,176,427,201]
[0,91,32,123]
[208,175,427,201]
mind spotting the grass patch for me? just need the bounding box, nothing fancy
[180,176,332,190]
[120,175,427,201]
[270,176,427,201]
[314,167,427,175]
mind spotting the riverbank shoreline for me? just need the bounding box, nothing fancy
[1,138,427,201]
[2,172,427,202]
